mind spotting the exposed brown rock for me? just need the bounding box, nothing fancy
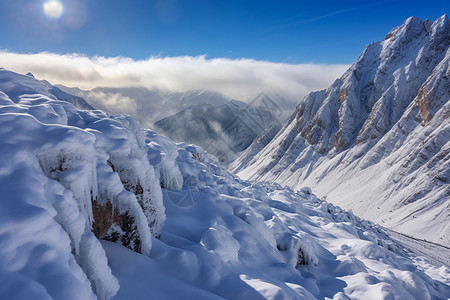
[295,106,303,133]
[315,117,327,130]
[417,86,430,125]
[384,32,394,40]
[301,118,326,145]
[92,200,122,238]
[334,88,349,151]
[339,88,348,104]
[334,133,349,151]
[303,125,315,144]
[92,198,143,253]
[356,109,378,144]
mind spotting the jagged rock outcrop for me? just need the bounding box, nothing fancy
[234,15,450,246]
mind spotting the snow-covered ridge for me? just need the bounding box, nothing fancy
[43,79,95,110]
[234,15,450,246]
[0,67,449,299]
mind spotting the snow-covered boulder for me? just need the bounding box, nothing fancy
[0,69,174,299]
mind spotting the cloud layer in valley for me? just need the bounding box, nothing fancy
[0,51,349,161]
[0,51,349,103]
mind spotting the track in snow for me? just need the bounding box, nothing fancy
[386,229,450,268]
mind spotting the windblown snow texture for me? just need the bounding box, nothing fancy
[234,15,450,247]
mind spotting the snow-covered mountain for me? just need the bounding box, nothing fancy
[57,85,232,129]
[233,15,450,247]
[0,71,94,110]
[43,79,95,110]
[154,100,280,163]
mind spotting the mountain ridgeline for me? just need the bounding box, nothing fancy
[154,99,281,163]
[233,15,450,246]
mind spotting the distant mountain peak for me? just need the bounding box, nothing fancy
[154,99,280,163]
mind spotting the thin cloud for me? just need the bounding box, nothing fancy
[301,0,399,23]
[269,0,399,30]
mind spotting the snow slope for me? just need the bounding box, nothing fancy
[386,230,450,270]
[0,67,449,299]
[234,15,450,247]
[110,143,450,299]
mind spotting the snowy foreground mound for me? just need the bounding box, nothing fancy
[0,68,449,299]
[233,15,450,246]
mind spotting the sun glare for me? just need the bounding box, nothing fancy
[43,0,63,19]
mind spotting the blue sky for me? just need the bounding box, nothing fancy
[0,0,448,64]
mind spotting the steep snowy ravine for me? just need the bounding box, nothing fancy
[0,68,449,299]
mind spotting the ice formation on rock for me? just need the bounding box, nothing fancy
[0,69,169,299]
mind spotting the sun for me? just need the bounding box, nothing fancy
[43,0,63,19]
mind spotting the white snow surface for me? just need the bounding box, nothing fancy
[0,67,449,299]
[0,68,166,299]
[110,144,450,300]
[234,15,450,247]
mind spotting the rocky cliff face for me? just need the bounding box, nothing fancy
[234,15,450,246]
